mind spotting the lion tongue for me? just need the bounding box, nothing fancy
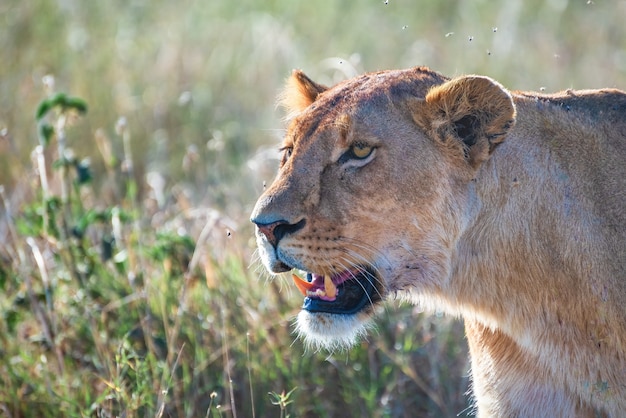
[292,273,315,296]
[291,273,337,301]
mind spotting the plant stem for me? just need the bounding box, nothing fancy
[221,304,237,418]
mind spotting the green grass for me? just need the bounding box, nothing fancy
[0,0,624,416]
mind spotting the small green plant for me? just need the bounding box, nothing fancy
[268,387,297,418]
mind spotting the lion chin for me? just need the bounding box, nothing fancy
[294,310,373,352]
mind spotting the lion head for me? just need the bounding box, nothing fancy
[250,67,515,350]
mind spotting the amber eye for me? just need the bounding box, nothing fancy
[351,143,373,159]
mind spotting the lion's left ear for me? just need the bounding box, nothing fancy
[278,70,328,120]
[411,75,516,167]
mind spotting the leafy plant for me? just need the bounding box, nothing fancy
[269,387,297,418]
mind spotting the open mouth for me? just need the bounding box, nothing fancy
[291,268,381,315]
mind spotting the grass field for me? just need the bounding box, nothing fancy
[0,1,625,416]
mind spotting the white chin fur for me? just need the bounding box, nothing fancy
[294,310,374,352]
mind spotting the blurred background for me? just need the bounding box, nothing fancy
[0,0,624,417]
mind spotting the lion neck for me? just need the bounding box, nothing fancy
[447,127,609,335]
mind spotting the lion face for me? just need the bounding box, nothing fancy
[251,67,515,350]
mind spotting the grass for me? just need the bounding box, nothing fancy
[0,0,624,416]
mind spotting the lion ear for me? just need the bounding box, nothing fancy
[412,75,516,167]
[278,70,328,119]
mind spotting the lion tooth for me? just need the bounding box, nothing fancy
[324,274,337,299]
[292,274,314,296]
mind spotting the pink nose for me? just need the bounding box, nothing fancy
[251,218,306,247]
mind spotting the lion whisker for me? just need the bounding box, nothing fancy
[337,247,387,291]
[337,236,393,269]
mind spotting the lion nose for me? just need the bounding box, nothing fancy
[251,218,306,248]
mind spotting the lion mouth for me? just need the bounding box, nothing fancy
[292,268,381,315]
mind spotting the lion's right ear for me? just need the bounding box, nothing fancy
[410,75,516,168]
[278,70,328,119]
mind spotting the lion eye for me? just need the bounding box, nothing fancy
[351,144,373,159]
[279,146,293,164]
[338,143,376,166]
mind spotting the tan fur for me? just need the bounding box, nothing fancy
[251,66,626,417]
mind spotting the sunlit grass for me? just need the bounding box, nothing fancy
[0,0,624,416]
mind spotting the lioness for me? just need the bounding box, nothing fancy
[250,66,626,417]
